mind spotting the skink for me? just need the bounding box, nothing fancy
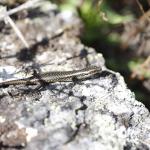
[0,66,101,87]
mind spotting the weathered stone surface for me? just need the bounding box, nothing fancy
[0,1,150,150]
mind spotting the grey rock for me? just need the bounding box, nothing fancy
[0,1,150,150]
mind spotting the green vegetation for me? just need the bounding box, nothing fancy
[50,0,150,108]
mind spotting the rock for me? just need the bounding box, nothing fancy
[0,1,150,150]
